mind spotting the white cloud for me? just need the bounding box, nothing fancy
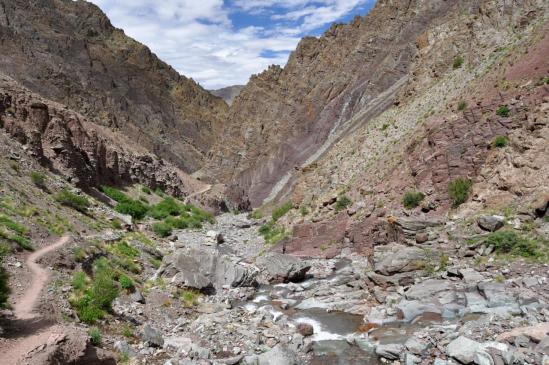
[88,0,371,89]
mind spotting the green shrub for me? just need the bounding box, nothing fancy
[89,327,102,346]
[31,171,47,188]
[0,244,10,308]
[259,220,287,245]
[457,101,467,111]
[118,275,133,289]
[272,202,293,221]
[496,105,510,117]
[249,210,263,219]
[73,247,86,262]
[74,298,105,323]
[154,188,166,197]
[55,189,90,213]
[165,216,188,229]
[111,241,139,259]
[121,325,134,338]
[100,186,130,203]
[115,200,148,220]
[180,289,200,307]
[141,186,151,194]
[148,197,181,219]
[153,222,172,237]
[335,195,352,212]
[72,271,87,291]
[453,56,464,69]
[484,231,540,258]
[90,259,119,310]
[448,178,472,207]
[111,219,122,229]
[492,135,508,148]
[402,191,425,209]
[300,205,309,216]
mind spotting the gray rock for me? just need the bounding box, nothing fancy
[459,268,485,284]
[375,343,404,360]
[405,353,421,365]
[114,340,136,357]
[478,282,516,307]
[447,336,481,364]
[535,336,549,355]
[478,216,504,232]
[130,290,145,304]
[374,244,428,275]
[142,325,164,347]
[405,279,453,300]
[397,300,441,322]
[256,345,298,365]
[434,359,448,365]
[474,350,495,365]
[405,337,429,355]
[256,254,311,283]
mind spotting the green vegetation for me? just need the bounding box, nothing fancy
[457,100,467,111]
[89,327,102,346]
[115,200,148,220]
[148,197,183,219]
[72,271,87,291]
[259,220,287,245]
[496,105,510,117]
[249,210,263,219]
[55,189,90,213]
[492,135,508,148]
[453,56,464,69]
[121,325,134,338]
[118,274,133,289]
[335,195,352,212]
[9,160,19,172]
[0,215,33,250]
[180,289,200,307]
[300,205,309,216]
[31,171,47,189]
[141,186,151,194]
[152,222,172,237]
[272,201,293,221]
[483,231,542,259]
[448,178,472,208]
[0,244,10,308]
[70,258,119,324]
[402,191,425,209]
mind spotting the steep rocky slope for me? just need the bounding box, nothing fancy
[210,85,245,106]
[0,0,228,173]
[205,0,484,206]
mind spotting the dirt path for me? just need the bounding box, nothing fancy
[184,184,212,204]
[2,235,70,364]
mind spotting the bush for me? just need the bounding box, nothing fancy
[118,275,133,289]
[492,135,508,148]
[259,220,287,245]
[402,191,425,209]
[141,186,151,194]
[180,289,200,307]
[55,189,90,213]
[72,271,87,291]
[0,244,10,308]
[448,178,472,208]
[457,101,467,111]
[153,222,172,237]
[484,231,540,258]
[99,186,130,203]
[148,197,181,219]
[115,200,148,220]
[272,202,293,222]
[496,105,510,117]
[31,171,47,188]
[89,327,102,346]
[453,56,464,69]
[335,195,352,212]
[90,259,119,310]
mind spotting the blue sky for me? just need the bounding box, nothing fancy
[89,0,376,89]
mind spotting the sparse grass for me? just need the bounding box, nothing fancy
[402,191,425,209]
[8,160,19,172]
[121,325,134,338]
[492,135,508,148]
[100,186,130,203]
[494,274,505,283]
[150,258,161,269]
[72,271,87,291]
[249,210,263,219]
[152,222,172,237]
[259,220,287,245]
[141,186,151,194]
[453,56,464,69]
[31,171,47,189]
[111,218,123,229]
[448,178,472,208]
[180,289,200,307]
[335,195,352,212]
[496,105,510,117]
[483,230,542,259]
[272,201,293,221]
[300,205,309,216]
[89,327,102,346]
[55,189,90,213]
[0,215,33,250]
[457,100,467,111]
[118,274,133,289]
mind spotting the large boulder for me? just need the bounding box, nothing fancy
[256,253,311,283]
[447,336,481,364]
[143,325,164,347]
[255,345,299,365]
[477,215,504,232]
[374,244,428,275]
[405,280,453,301]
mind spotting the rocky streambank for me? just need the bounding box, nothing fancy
[102,213,548,365]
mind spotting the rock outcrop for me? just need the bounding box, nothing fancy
[0,0,228,173]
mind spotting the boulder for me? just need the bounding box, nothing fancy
[375,244,428,275]
[397,300,442,322]
[447,336,481,364]
[256,253,311,283]
[478,215,504,232]
[375,343,405,360]
[143,325,164,347]
[296,323,314,337]
[459,268,485,283]
[405,280,453,301]
[255,345,299,365]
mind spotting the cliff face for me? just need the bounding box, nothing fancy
[0,0,228,173]
[205,0,474,207]
[210,86,245,106]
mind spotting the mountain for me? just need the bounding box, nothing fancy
[210,85,245,106]
[0,0,228,173]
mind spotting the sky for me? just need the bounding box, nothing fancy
[88,0,376,89]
